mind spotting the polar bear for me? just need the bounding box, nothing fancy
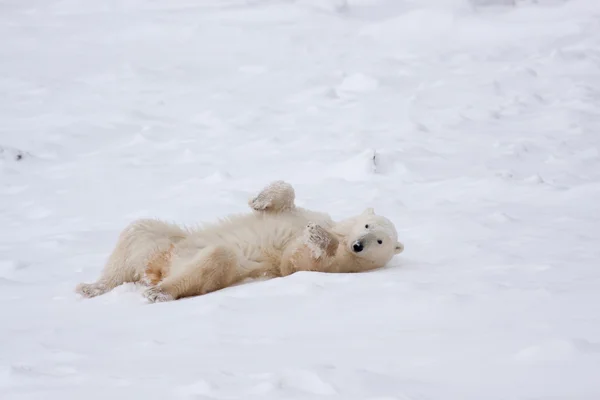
[75,180,404,302]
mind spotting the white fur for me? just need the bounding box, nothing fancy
[75,181,404,302]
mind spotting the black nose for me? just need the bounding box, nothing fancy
[352,242,364,253]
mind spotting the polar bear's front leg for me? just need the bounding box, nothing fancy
[280,223,339,276]
[142,245,241,302]
[248,180,296,214]
[304,222,339,259]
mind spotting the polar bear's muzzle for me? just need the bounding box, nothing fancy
[352,240,364,253]
[351,233,374,253]
[351,232,380,254]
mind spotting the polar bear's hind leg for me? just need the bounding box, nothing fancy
[75,281,111,298]
[143,245,241,302]
[144,244,175,285]
[249,180,296,214]
[75,219,187,298]
[75,232,141,298]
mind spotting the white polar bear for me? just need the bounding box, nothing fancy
[75,181,404,303]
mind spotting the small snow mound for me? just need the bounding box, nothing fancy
[335,73,379,96]
[372,150,409,176]
[295,0,349,13]
[9,363,79,379]
[247,381,278,395]
[523,174,545,184]
[485,212,517,223]
[99,283,149,304]
[571,338,600,354]
[178,148,197,164]
[513,339,579,364]
[228,277,322,298]
[326,148,409,179]
[125,132,150,146]
[175,380,215,398]
[326,149,376,181]
[278,369,337,395]
[0,146,29,163]
[495,170,514,179]
[0,260,27,279]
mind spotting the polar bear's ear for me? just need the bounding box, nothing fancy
[394,242,404,254]
[362,207,375,215]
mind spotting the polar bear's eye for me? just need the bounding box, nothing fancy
[377,239,383,244]
[365,224,369,228]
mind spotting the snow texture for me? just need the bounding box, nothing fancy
[2,0,600,399]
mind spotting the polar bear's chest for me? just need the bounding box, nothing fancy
[231,216,306,254]
[195,212,333,266]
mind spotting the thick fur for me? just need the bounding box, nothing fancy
[75,181,404,302]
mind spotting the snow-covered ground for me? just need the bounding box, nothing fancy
[2,0,600,398]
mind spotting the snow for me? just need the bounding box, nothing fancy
[1,0,600,398]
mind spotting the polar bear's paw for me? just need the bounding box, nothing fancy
[143,286,174,303]
[304,223,338,259]
[75,282,109,298]
[249,180,295,213]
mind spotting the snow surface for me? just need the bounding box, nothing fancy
[2,0,600,399]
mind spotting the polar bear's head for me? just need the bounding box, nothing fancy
[333,207,404,265]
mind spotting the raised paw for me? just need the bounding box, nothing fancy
[304,223,338,258]
[75,282,109,298]
[306,222,325,240]
[249,180,295,213]
[143,286,174,303]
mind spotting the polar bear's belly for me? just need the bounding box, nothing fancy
[228,215,306,256]
[194,213,309,261]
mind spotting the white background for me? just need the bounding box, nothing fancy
[1,0,599,399]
